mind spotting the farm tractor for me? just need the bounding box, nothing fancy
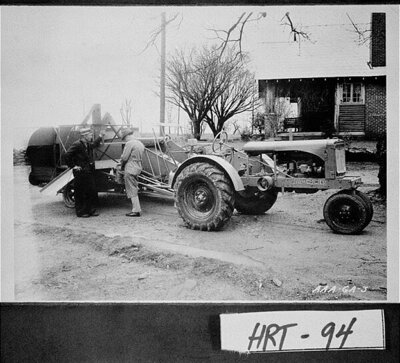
[171,132,372,235]
[29,107,372,235]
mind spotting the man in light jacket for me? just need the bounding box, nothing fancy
[120,128,145,217]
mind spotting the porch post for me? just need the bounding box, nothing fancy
[334,83,341,132]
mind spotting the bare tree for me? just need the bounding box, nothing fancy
[269,98,292,137]
[209,11,267,59]
[252,99,292,138]
[210,11,314,59]
[225,119,241,135]
[203,52,257,137]
[166,46,236,139]
[120,99,133,126]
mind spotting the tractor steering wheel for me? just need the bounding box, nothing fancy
[211,131,229,153]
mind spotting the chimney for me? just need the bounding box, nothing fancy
[370,13,386,67]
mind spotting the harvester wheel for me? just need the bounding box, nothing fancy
[28,173,40,186]
[323,192,368,234]
[62,182,75,208]
[235,188,278,215]
[174,162,234,231]
[338,189,373,228]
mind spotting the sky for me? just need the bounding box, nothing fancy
[1,4,397,147]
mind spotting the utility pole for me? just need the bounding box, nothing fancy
[251,80,255,134]
[159,12,166,136]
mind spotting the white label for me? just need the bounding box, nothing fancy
[220,310,385,353]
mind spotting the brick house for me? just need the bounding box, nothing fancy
[256,13,386,139]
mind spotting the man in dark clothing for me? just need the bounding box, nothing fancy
[64,127,105,217]
[376,136,386,198]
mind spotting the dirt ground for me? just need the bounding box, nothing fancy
[13,161,386,302]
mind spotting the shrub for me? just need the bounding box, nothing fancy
[240,125,252,141]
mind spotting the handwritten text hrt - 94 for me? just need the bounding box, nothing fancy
[220,310,385,353]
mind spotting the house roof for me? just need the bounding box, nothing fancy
[253,23,386,80]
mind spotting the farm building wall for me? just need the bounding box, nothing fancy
[365,78,386,139]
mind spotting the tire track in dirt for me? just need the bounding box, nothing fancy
[15,220,386,301]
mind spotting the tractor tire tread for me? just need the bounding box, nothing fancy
[174,162,234,231]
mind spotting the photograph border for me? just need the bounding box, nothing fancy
[1,0,399,361]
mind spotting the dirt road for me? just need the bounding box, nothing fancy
[13,163,386,301]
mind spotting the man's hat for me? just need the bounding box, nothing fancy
[79,127,92,136]
[121,128,134,140]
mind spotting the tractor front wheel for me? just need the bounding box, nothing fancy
[62,182,75,208]
[174,162,235,231]
[338,189,373,229]
[323,192,368,234]
[235,188,278,215]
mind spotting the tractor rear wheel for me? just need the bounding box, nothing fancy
[62,182,75,208]
[174,162,235,231]
[323,192,368,234]
[235,188,278,215]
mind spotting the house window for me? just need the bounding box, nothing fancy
[343,84,352,102]
[353,84,362,102]
[341,83,364,104]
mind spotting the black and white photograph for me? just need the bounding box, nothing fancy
[2,4,398,304]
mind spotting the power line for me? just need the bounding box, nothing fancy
[259,41,298,44]
[302,22,370,28]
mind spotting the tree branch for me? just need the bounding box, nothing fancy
[347,13,370,45]
[209,11,267,58]
[139,13,180,54]
[281,12,312,42]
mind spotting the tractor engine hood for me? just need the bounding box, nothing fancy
[243,139,345,161]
